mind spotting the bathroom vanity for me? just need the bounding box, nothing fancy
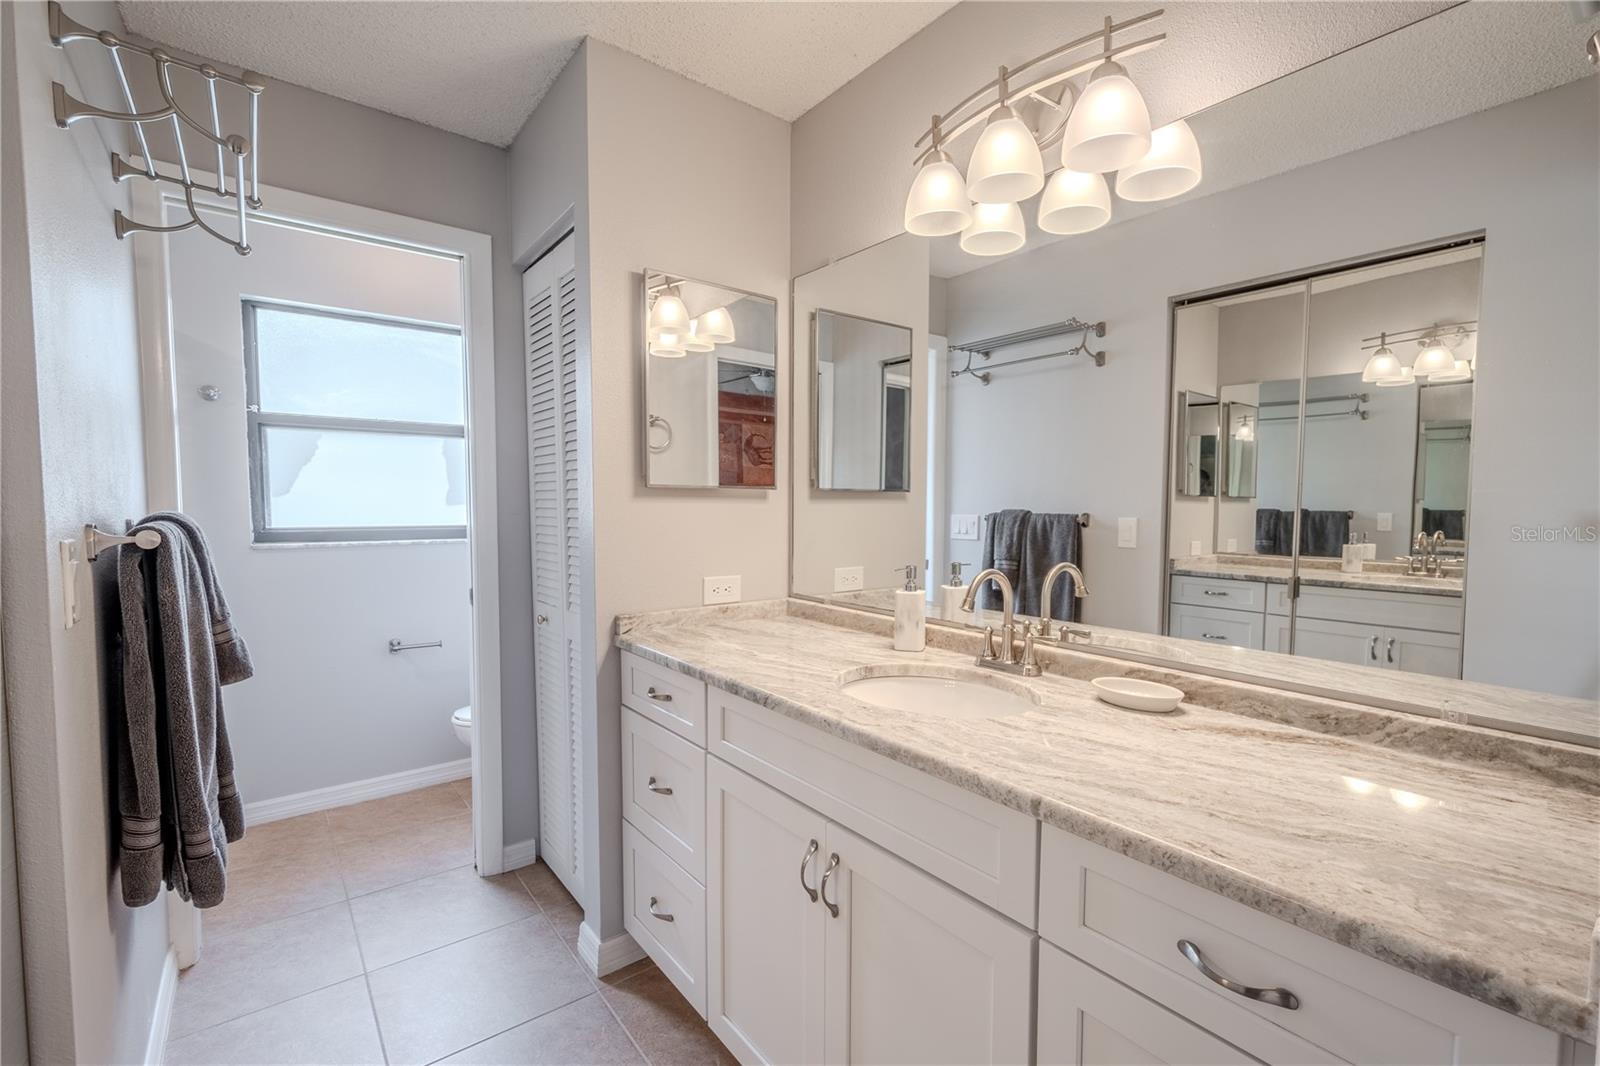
[614,600,1597,1066]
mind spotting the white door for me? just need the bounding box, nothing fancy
[1382,626,1462,678]
[524,236,585,901]
[822,823,1033,1066]
[1288,615,1380,668]
[1037,944,1261,1066]
[706,759,827,1066]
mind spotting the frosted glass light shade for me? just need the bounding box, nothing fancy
[1428,360,1473,383]
[681,319,716,353]
[1375,367,1415,388]
[965,106,1045,204]
[1037,168,1111,235]
[1413,339,1455,375]
[1062,62,1152,173]
[648,292,690,340]
[959,202,1026,256]
[1361,345,1402,384]
[904,153,973,236]
[649,338,686,358]
[696,306,735,344]
[1115,119,1202,202]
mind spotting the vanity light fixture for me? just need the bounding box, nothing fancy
[1233,416,1254,442]
[680,319,716,354]
[1427,360,1474,384]
[1375,367,1415,388]
[647,290,691,342]
[1412,335,1456,376]
[904,11,1198,257]
[1360,333,1403,384]
[1360,321,1477,384]
[695,305,736,345]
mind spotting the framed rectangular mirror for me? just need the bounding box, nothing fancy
[642,269,778,489]
[811,308,915,493]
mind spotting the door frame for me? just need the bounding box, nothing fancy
[128,173,507,890]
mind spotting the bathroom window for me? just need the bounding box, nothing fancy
[243,301,468,543]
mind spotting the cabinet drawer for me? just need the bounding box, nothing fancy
[622,650,707,745]
[1291,585,1463,635]
[1039,827,1557,1065]
[1038,943,1262,1066]
[1170,575,1268,612]
[623,821,707,1018]
[709,688,1038,926]
[1167,603,1264,650]
[624,709,707,882]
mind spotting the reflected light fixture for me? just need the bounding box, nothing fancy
[1427,360,1473,383]
[1115,119,1202,202]
[1038,168,1111,235]
[965,69,1045,204]
[1413,334,1456,376]
[1233,416,1254,442]
[960,201,1026,256]
[647,290,690,341]
[681,319,716,354]
[695,306,735,345]
[904,117,973,236]
[1375,367,1415,388]
[648,336,687,358]
[1062,59,1152,173]
[1360,333,1402,384]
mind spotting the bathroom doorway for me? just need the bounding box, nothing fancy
[131,175,506,952]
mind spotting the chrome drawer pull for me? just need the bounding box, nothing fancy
[645,686,673,703]
[1200,633,1227,641]
[1177,939,1299,1010]
[820,852,840,917]
[646,776,673,796]
[1368,636,1378,661]
[799,839,819,902]
[1385,637,1395,664]
[648,896,674,922]
[1202,589,1229,597]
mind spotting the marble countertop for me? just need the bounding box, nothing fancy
[616,600,1599,1041]
[1170,556,1465,598]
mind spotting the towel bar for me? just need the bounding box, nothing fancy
[388,638,443,654]
[85,523,161,561]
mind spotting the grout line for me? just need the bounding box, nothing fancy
[590,975,655,1066]
[362,911,547,976]
[419,989,598,1066]
[343,861,476,904]
[167,973,368,1048]
[362,972,391,1065]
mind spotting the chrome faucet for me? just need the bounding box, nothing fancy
[959,569,1041,677]
[1035,562,1089,642]
[1409,532,1432,576]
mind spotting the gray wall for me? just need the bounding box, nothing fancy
[1,3,170,1060]
[2,649,28,1066]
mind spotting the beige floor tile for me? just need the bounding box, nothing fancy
[599,967,737,1066]
[165,977,384,1066]
[597,957,658,988]
[203,852,347,938]
[366,914,592,1065]
[450,775,472,806]
[227,812,333,871]
[516,860,582,911]
[350,866,538,970]
[338,809,474,897]
[436,994,644,1065]
[326,782,468,839]
[170,902,364,1040]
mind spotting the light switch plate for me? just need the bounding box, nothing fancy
[1225,538,1238,553]
[703,575,741,605]
[950,514,980,541]
[1117,517,1138,549]
[1189,540,1203,556]
[59,540,81,629]
[1376,512,1393,532]
[834,566,864,592]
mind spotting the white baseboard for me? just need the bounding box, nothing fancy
[577,921,646,978]
[502,837,540,871]
[144,947,178,1064]
[243,758,471,825]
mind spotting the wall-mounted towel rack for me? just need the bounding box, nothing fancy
[388,638,444,654]
[982,512,1089,530]
[951,318,1107,384]
[85,524,161,561]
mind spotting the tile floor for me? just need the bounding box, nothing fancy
[165,780,735,1065]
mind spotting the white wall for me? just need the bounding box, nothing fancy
[167,221,472,803]
[0,3,169,1060]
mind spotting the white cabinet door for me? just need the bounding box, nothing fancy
[706,759,827,1066]
[822,823,1033,1066]
[1038,943,1262,1066]
[1287,615,1379,668]
[1167,603,1264,650]
[1382,626,1462,678]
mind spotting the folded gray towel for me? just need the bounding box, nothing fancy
[1254,508,1283,555]
[1019,513,1083,621]
[117,516,251,908]
[980,510,1031,611]
[1300,510,1351,558]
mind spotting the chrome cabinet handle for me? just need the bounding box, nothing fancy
[1385,637,1395,664]
[1200,633,1227,641]
[1202,589,1229,597]
[1177,939,1299,1010]
[646,776,672,795]
[1368,635,1378,661]
[799,839,819,902]
[536,614,549,625]
[648,896,674,922]
[646,686,673,703]
[819,852,840,917]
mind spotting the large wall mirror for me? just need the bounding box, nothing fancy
[787,4,1598,725]
[811,310,915,492]
[642,270,778,489]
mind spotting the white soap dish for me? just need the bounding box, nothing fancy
[1091,676,1184,714]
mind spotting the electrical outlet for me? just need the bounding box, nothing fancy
[1225,538,1238,553]
[1189,539,1203,556]
[833,566,864,592]
[1376,512,1393,532]
[1117,517,1138,549]
[703,575,742,605]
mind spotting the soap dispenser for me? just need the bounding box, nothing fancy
[939,562,968,621]
[894,564,926,652]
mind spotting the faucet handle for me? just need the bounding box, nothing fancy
[980,626,997,661]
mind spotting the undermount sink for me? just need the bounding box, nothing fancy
[839,665,1041,720]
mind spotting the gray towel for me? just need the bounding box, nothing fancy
[1254,509,1283,555]
[117,516,251,908]
[1300,510,1351,558]
[1019,514,1084,621]
[980,510,1031,611]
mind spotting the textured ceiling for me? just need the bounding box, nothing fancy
[117,1,957,146]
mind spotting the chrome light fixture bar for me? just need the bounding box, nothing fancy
[1360,321,1478,383]
[48,1,265,255]
[904,10,1204,256]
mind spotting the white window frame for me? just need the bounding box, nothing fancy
[242,299,468,543]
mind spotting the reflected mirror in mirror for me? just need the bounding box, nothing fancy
[1174,390,1218,498]
[642,270,778,489]
[813,310,915,492]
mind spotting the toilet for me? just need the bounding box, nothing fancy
[450,705,472,748]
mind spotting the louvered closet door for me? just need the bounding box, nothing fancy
[524,235,585,902]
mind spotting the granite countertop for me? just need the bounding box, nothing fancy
[1170,556,1465,598]
[616,600,1600,1041]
